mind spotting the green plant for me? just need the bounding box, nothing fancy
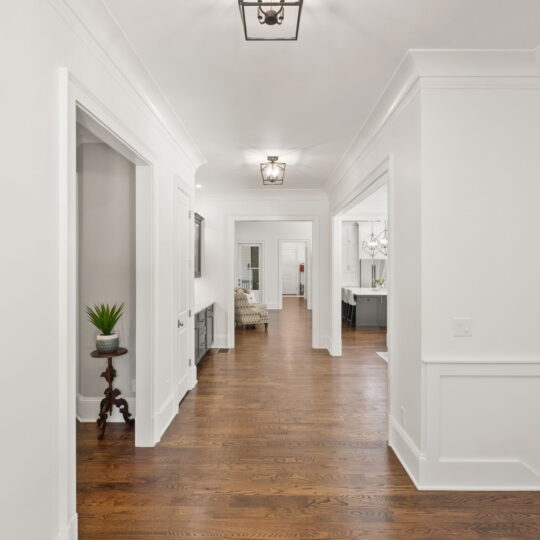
[374,278,385,287]
[85,303,124,335]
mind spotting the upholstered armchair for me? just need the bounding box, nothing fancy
[234,288,269,330]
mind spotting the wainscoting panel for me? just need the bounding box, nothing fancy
[423,362,540,490]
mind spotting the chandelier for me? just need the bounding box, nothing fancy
[238,1,304,41]
[260,156,286,185]
[362,222,380,259]
[376,221,389,256]
[362,221,389,258]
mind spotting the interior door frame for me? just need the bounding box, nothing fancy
[330,156,393,359]
[235,240,266,304]
[58,68,158,537]
[227,216,320,349]
[277,238,312,310]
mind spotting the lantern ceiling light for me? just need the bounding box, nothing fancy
[238,1,304,41]
[260,156,286,185]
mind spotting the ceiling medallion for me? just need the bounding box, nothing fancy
[238,1,304,41]
[260,156,286,185]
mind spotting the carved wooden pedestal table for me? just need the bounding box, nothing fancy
[91,347,134,440]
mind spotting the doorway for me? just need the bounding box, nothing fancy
[237,242,263,303]
[339,184,389,365]
[278,239,311,309]
[230,219,317,347]
[281,242,304,295]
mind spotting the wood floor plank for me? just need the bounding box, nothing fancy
[77,297,540,539]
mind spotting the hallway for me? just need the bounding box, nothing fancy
[77,298,540,539]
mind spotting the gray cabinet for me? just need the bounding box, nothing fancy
[195,303,214,365]
[355,295,387,328]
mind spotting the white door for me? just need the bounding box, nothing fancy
[175,188,191,402]
[237,243,262,303]
[282,247,299,295]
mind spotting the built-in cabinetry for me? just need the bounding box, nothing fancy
[195,303,214,365]
[355,294,387,328]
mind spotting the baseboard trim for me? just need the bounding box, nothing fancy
[153,391,177,444]
[212,334,228,348]
[388,415,423,488]
[77,393,135,423]
[56,513,78,540]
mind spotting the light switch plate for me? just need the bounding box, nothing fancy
[453,317,472,337]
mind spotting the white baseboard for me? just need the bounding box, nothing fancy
[212,334,228,348]
[56,513,78,540]
[77,394,135,423]
[388,415,423,488]
[153,371,191,444]
[153,391,177,444]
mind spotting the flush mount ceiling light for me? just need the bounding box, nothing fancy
[238,1,304,41]
[260,156,286,185]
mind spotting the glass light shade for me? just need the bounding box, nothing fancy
[260,156,286,185]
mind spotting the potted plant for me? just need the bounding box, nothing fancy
[85,303,124,354]
[374,278,386,289]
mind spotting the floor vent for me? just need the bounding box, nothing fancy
[217,348,231,353]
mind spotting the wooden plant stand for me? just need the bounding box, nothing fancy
[91,347,134,440]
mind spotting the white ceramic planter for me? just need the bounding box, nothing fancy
[96,333,119,354]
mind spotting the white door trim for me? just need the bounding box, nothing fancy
[330,156,392,357]
[226,216,320,350]
[277,239,312,310]
[58,67,159,538]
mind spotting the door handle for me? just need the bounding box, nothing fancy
[178,320,184,328]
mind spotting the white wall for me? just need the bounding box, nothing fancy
[328,49,540,490]
[235,221,311,309]
[194,189,329,349]
[0,2,203,539]
[77,142,136,420]
[421,80,540,488]
[341,222,359,286]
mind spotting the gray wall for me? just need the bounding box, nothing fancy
[77,142,136,400]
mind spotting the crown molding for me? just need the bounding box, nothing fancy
[195,188,329,202]
[326,48,540,194]
[48,0,206,172]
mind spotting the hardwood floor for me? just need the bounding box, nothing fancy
[77,297,540,539]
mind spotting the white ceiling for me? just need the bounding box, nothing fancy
[103,0,540,190]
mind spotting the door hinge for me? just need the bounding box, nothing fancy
[189,358,192,366]
[189,309,192,317]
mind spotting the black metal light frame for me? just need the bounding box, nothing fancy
[238,0,304,41]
